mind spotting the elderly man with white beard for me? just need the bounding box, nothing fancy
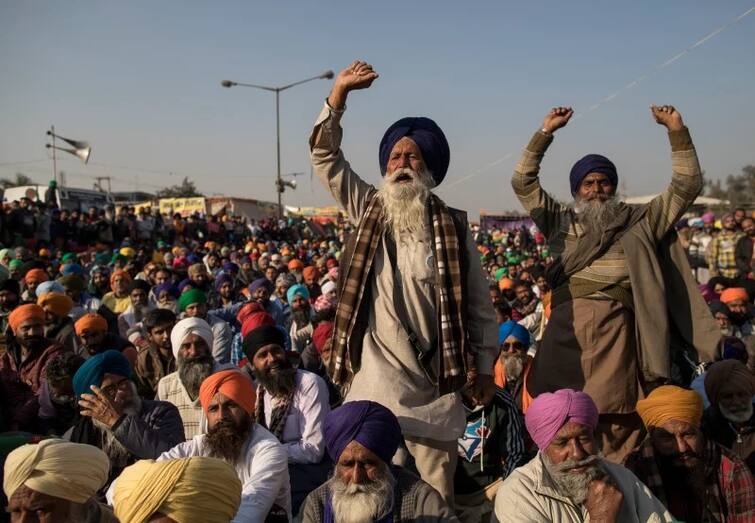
[513,105,720,462]
[300,400,458,522]
[67,350,185,491]
[310,60,498,505]
[493,389,673,523]
[157,316,234,439]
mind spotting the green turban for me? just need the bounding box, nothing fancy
[178,288,207,312]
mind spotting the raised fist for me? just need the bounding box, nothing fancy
[334,60,379,92]
[541,106,574,134]
[651,105,684,131]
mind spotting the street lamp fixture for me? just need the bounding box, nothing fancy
[220,70,334,218]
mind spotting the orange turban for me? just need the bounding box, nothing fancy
[302,266,319,281]
[110,270,132,287]
[720,287,749,305]
[288,259,304,271]
[37,293,74,318]
[199,370,255,416]
[24,269,49,285]
[636,385,703,429]
[75,313,109,336]
[499,277,514,291]
[8,304,45,334]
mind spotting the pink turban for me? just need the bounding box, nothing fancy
[525,389,599,450]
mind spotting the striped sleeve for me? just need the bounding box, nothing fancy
[497,388,526,478]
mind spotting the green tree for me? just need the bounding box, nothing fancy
[705,165,755,208]
[0,173,34,189]
[155,177,202,198]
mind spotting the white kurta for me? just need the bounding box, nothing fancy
[310,102,498,441]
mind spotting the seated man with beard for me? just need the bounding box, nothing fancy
[68,350,185,490]
[702,360,755,472]
[300,400,457,522]
[37,291,76,353]
[158,369,291,521]
[513,105,719,462]
[509,280,539,324]
[117,279,153,339]
[157,317,233,439]
[626,385,755,522]
[4,439,115,523]
[493,389,672,523]
[74,312,137,365]
[113,457,241,523]
[493,321,534,415]
[287,283,314,352]
[720,287,754,340]
[244,324,330,514]
[0,304,63,431]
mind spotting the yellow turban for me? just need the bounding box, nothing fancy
[3,439,109,503]
[37,292,74,318]
[113,457,241,523]
[636,385,703,429]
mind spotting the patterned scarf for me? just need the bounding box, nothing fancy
[330,192,468,395]
[254,386,294,441]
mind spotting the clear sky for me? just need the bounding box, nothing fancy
[1,1,754,218]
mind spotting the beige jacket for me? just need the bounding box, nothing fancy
[492,453,673,523]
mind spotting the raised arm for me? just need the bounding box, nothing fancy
[644,105,704,241]
[511,107,573,237]
[309,61,379,222]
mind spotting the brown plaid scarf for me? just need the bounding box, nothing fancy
[330,192,468,395]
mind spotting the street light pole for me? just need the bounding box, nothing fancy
[221,70,334,218]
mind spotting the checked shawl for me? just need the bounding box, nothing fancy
[329,191,468,395]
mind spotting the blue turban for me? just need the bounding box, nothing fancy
[324,401,402,464]
[286,284,310,304]
[379,117,450,186]
[498,320,531,348]
[153,282,178,299]
[569,154,618,196]
[249,277,273,294]
[73,350,131,398]
[61,263,85,277]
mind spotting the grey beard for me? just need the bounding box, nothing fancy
[377,168,434,235]
[503,354,526,382]
[572,195,622,234]
[720,402,754,423]
[329,462,395,523]
[178,356,214,399]
[292,308,311,327]
[92,389,141,468]
[542,452,604,505]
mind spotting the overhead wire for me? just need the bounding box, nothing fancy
[439,5,755,191]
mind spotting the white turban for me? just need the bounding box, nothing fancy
[170,317,214,358]
[3,439,109,503]
[321,281,337,296]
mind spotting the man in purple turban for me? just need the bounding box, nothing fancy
[492,389,672,522]
[511,104,719,463]
[299,400,457,522]
[309,60,498,504]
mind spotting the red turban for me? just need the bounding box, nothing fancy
[8,304,45,334]
[287,259,304,271]
[240,311,275,338]
[199,370,255,416]
[236,302,264,326]
[75,313,109,336]
[24,269,49,285]
[313,322,334,353]
[720,287,749,305]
